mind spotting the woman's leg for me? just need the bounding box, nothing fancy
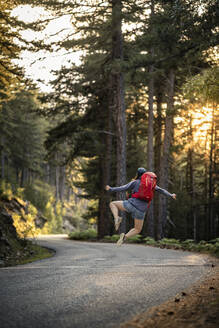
[109,200,127,231]
[109,200,127,220]
[125,218,144,239]
[117,218,144,246]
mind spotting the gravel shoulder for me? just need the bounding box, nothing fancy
[121,256,219,328]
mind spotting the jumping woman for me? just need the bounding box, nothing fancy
[105,167,176,246]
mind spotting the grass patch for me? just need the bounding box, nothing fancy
[2,241,54,267]
[127,234,142,243]
[18,244,55,265]
[104,234,119,242]
[158,238,182,250]
[69,229,97,241]
[143,237,158,246]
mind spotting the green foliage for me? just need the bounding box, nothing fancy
[180,239,219,256]
[110,235,120,242]
[209,238,219,244]
[0,91,48,185]
[23,180,53,213]
[12,210,39,239]
[103,235,120,242]
[22,180,64,234]
[16,243,54,266]
[103,235,113,241]
[68,207,84,230]
[69,229,97,241]
[158,238,182,249]
[143,237,158,246]
[128,234,142,243]
[159,238,180,245]
[181,239,196,250]
[3,241,54,267]
[0,180,13,200]
[0,0,22,102]
[43,201,63,234]
[40,199,63,234]
[183,67,219,105]
[0,180,40,238]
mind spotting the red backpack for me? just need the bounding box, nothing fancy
[132,172,157,207]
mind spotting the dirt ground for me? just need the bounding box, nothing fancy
[121,256,219,328]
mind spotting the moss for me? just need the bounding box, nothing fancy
[3,243,54,267]
[17,245,54,265]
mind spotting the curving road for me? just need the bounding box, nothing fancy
[0,235,209,328]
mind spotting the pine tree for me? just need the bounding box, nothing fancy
[0,91,48,186]
[39,1,127,237]
[0,0,22,102]
[129,0,219,239]
[182,67,219,240]
[11,0,217,240]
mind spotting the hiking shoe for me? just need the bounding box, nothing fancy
[117,233,126,246]
[114,217,122,231]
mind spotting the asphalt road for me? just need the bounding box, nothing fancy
[0,235,210,328]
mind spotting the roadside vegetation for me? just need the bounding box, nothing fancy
[0,181,55,267]
[2,241,54,267]
[69,229,219,258]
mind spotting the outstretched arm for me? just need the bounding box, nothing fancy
[155,185,176,199]
[105,180,136,193]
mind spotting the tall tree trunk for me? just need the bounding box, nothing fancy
[111,0,127,232]
[55,155,60,201]
[204,134,209,240]
[157,69,175,240]
[59,165,65,202]
[145,0,155,238]
[188,147,196,239]
[27,168,30,184]
[20,168,27,187]
[16,168,20,185]
[67,186,71,202]
[146,65,155,237]
[213,112,219,238]
[1,136,5,179]
[46,164,50,184]
[154,90,163,239]
[154,90,163,180]
[98,90,113,239]
[213,110,218,237]
[208,106,215,239]
[187,114,195,240]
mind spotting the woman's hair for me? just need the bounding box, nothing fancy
[136,167,146,179]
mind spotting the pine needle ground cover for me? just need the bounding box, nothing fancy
[121,258,219,328]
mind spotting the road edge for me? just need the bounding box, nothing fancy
[120,256,219,328]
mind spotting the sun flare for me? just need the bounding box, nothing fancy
[175,105,216,150]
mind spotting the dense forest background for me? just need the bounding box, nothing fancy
[0,0,218,241]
